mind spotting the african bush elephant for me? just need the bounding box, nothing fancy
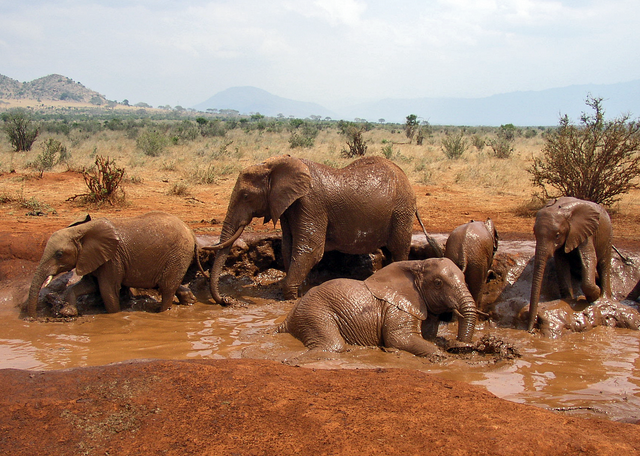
[26,212,204,318]
[445,219,498,309]
[528,197,613,331]
[208,155,442,305]
[277,258,477,357]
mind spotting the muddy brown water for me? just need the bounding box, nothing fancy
[2,235,640,424]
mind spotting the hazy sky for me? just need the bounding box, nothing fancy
[1,1,639,109]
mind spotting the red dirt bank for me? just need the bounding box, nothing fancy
[2,359,639,455]
[1,171,639,455]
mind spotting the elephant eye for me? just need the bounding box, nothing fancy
[54,250,63,259]
[433,278,443,289]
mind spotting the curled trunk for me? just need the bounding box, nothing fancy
[209,224,245,305]
[528,248,550,331]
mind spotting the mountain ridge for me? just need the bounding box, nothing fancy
[1,72,639,126]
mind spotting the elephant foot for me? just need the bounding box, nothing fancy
[59,304,79,317]
[176,286,196,305]
[446,340,474,354]
[282,287,299,301]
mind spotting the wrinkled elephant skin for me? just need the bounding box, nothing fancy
[26,212,202,318]
[277,258,477,357]
[209,155,442,305]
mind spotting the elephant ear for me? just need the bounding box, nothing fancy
[266,156,312,223]
[364,262,428,320]
[565,203,600,252]
[75,219,120,276]
[484,218,499,252]
[68,213,91,227]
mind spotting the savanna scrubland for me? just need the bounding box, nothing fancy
[1,106,640,455]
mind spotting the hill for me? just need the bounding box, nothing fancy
[0,73,110,105]
[195,81,640,126]
[193,86,338,119]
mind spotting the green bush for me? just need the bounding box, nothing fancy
[441,131,468,159]
[1,109,39,152]
[529,96,640,206]
[33,138,69,176]
[338,121,367,157]
[136,129,168,156]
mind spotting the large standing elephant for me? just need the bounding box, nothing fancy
[208,155,442,305]
[528,197,613,331]
[26,212,204,318]
[445,219,498,309]
[277,258,477,357]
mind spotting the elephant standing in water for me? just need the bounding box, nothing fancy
[528,197,613,331]
[445,219,498,310]
[26,212,204,318]
[208,155,442,305]
[277,258,477,357]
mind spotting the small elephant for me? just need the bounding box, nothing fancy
[208,155,442,305]
[528,197,613,331]
[445,219,498,310]
[277,258,477,357]
[26,212,204,318]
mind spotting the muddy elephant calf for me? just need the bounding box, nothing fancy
[26,212,204,318]
[277,258,478,357]
[445,218,498,310]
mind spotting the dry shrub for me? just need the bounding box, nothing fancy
[68,155,125,205]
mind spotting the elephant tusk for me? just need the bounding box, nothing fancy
[452,308,464,319]
[202,225,245,251]
[43,275,53,287]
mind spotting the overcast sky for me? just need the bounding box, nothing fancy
[1,1,639,109]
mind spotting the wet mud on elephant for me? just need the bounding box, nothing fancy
[207,155,443,305]
[26,211,205,318]
[528,197,613,331]
[277,258,477,357]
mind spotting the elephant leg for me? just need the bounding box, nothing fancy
[384,308,439,357]
[465,266,487,307]
[282,222,327,299]
[60,275,98,316]
[97,279,122,313]
[554,251,574,299]
[386,220,412,262]
[420,313,440,340]
[280,218,293,273]
[175,285,196,306]
[579,243,601,302]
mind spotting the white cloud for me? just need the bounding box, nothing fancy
[0,0,638,107]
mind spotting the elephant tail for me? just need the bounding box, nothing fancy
[194,242,210,279]
[415,210,443,258]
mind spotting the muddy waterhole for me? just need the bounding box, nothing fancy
[2,236,640,424]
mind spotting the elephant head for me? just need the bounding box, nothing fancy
[528,197,602,330]
[365,258,477,343]
[26,216,119,318]
[209,155,312,304]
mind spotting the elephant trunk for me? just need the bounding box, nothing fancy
[456,292,477,343]
[528,247,551,331]
[26,264,53,318]
[209,223,246,305]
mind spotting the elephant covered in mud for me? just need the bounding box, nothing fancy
[208,155,442,305]
[528,197,613,331]
[277,258,477,357]
[26,212,204,318]
[445,218,498,310]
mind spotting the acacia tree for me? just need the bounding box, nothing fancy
[404,114,419,142]
[1,109,39,151]
[529,96,640,206]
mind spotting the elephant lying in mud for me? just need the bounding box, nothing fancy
[445,219,498,310]
[26,212,205,318]
[277,258,477,357]
[528,197,613,331]
[207,155,443,305]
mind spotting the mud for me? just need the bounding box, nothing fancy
[2,232,640,424]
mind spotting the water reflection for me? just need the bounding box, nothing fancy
[1,297,639,423]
